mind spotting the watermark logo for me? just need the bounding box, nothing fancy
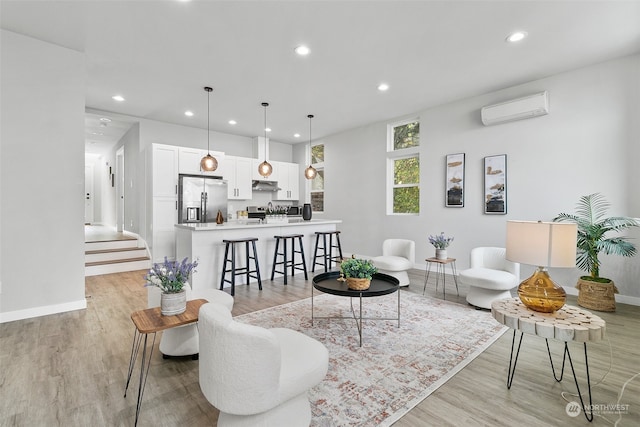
[566,401,581,417]
[565,402,630,418]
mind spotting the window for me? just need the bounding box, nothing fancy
[310,144,324,212]
[388,119,420,214]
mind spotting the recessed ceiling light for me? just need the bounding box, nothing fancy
[99,117,111,122]
[294,45,310,56]
[112,95,125,102]
[228,120,237,125]
[294,133,301,138]
[184,111,194,117]
[506,31,528,43]
[378,83,389,91]
[265,128,272,132]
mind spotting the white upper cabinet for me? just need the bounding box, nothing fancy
[153,144,178,197]
[226,156,253,200]
[274,162,299,201]
[178,147,225,176]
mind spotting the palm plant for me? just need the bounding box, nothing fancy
[554,193,638,280]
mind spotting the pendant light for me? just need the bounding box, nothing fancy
[258,102,273,177]
[304,114,317,179]
[200,86,218,172]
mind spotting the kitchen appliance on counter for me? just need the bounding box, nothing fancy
[287,205,302,217]
[247,206,266,220]
[178,174,227,224]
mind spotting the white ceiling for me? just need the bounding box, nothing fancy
[2,0,640,156]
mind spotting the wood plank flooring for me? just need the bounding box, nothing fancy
[1,269,638,426]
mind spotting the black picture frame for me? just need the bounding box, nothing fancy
[445,153,465,207]
[483,154,507,214]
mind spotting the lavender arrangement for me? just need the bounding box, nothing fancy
[144,257,198,293]
[428,232,454,249]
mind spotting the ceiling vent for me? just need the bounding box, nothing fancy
[481,91,549,126]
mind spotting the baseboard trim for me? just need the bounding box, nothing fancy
[0,299,87,324]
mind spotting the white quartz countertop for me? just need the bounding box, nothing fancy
[175,219,342,231]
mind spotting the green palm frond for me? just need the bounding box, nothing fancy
[554,193,638,278]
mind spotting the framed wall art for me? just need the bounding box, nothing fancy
[445,153,465,207]
[483,154,507,214]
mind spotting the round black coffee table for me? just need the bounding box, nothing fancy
[312,271,400,346]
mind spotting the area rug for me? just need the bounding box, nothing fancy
[235,290,507,427]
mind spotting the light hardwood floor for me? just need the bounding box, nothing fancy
[1,270,638,426]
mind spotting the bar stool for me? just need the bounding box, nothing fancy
[270,234,308,284]
[220,238,262,296]
[312,231,344,272]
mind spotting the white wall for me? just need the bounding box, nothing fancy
[0,30,86,321]
[320,54,640,300]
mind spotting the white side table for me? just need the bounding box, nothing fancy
[491,298,606,422]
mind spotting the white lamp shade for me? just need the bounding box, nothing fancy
[506,220,577,268]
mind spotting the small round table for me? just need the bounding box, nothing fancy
[423,257,459,299]
[312,271,400,347]
[492,298,606,422]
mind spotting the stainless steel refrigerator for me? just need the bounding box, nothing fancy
[178,174,228,223]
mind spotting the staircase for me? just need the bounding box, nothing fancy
[85,236,151,276]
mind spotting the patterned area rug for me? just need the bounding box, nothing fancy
[236,290,507,427]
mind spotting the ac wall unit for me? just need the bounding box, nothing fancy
[481,91,549,126]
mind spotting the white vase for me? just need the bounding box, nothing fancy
[161,289,187,316]
[436,249,448,260]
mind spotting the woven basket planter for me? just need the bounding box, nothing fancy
[576,278,618,312]
[346,277,371,291]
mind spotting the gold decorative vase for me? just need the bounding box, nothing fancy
[517,268,566,313]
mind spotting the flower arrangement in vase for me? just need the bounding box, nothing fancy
[428,232,454,260]
[145,257,198,315]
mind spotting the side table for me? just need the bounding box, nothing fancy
[124,299,208,426]
[491,298,606,422]
[423,257,459,299]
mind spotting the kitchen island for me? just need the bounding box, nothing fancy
[175,219,342,291]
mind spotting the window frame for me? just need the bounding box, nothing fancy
[308,143,325,213]
[387,118,420,215]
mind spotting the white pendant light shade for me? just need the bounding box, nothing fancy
[258,102,272,178]
[304,114,317,180]
[200,86,218,172]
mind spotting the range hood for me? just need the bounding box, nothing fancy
[252,180,281,192]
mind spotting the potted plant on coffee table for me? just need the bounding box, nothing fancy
[145,257,198,315]
[340,258,378,291]
[554,193,638,311]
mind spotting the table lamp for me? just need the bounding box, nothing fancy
[506,220,577,313]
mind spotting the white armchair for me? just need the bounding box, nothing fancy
[147,284,234,358]
[371,239,415,287]
[198,302,329,427]
[458,247,520,309]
